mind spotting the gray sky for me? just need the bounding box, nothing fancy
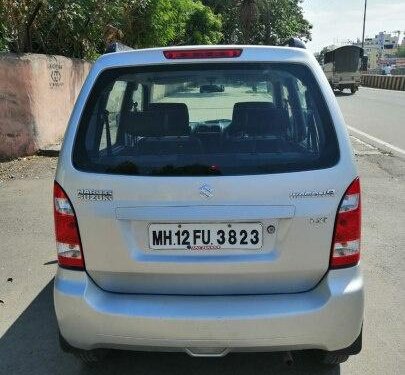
[302,0,405,52]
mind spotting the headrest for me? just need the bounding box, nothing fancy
[123,111,164,137]
[148,103,190,136]
[232,102,275,121]
[229,101,283,136]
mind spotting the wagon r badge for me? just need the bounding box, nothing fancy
[199,184,214,199]
[289,189,335,199]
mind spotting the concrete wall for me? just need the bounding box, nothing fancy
[151,83,187,102]
[361,74,405,91]
[0,53,91,160]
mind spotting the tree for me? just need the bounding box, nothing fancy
[0,0,45,53]
[239,0,260,43]
[0,0,222,59]
[315,46,330,64]
[120,0,222,48]
[0,0,124,59]
[256,0,312,45]
[0,0,311,59]
[202,0,312,45]
[185,4,222,45]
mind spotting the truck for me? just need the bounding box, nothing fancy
[323,45,364,94]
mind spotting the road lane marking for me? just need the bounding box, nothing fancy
[347,125,405,157]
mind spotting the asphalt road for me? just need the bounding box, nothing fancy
[1,91,405,375]
[336,87,405,153]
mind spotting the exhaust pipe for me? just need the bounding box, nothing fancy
[282,351,294,366]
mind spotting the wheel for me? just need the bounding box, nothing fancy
[320,352,349,365]
[74,349,108,365]
[59,332,73,352]
[350,86,357,94]
[315,328,362,366]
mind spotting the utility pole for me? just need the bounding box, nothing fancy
[361,0,367,49]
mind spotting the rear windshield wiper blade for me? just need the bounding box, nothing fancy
[105,161,140,175]
[150,164,222,176]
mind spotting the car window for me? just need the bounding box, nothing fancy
[151,80,275,123]
[296,80,308,110]
[131,84,144,111]
[73,63,339,176]
[99,81,127,150]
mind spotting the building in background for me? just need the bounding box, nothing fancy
[352,31,403,72]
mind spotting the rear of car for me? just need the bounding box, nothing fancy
[323,46,363,93]
[54,46,363,363]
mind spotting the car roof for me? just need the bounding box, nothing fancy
[93,45,315,71]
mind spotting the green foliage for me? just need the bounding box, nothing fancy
[185,4,222,45]
[121,0,222,48]
[0,0,222,59]
[202,0,312,45]
[315,46,330,64]
[0,1,7,51]
[0,0,124,59]
[0,0,311,59]
[398,46,405,58]
[256,0,312,44]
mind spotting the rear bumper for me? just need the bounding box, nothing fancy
[332,82,360,88]
[54,266,364,354]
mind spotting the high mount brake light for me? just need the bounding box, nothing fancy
[163,49,243,60]
[53,182,84,269]
[330,178,361,269]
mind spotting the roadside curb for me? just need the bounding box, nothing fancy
[348,126,405,160]
[38,144,61,157]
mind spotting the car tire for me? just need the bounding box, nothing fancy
[317,327,362,366]
[59,332,73,353]
[320,352,349,365]
[74,349,108,365]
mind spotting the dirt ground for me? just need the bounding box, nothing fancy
[0,155,58,183]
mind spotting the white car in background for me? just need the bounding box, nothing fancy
[53,44,363,366]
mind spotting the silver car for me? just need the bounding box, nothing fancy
[53,45,363,365]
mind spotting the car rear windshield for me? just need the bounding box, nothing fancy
[73,63,339,176]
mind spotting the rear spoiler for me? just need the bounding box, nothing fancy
[105,39,306,54]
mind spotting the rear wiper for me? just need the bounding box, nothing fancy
[151,164,222,176]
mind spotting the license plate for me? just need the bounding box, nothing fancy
[149,223,262,250]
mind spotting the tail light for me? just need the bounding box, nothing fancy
[163,48,242,59]
[330,178,361,268]
[53,182,84,269]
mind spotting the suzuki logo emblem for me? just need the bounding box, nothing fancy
[199,184,214,199]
